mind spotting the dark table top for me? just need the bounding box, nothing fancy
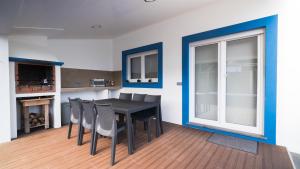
[95,98,159,114]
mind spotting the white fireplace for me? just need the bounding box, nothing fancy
[9,59,62,139]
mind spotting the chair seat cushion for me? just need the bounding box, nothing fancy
[82,118,92,129]
[71,114,79,123]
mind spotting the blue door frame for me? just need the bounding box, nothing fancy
[182,15,278,144]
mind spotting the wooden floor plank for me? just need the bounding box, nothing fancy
[185,142,218,169]
[214,147,232,169]
[271,145,294,169]
[235,151,247,169]
[244,153,256,169]
[205,145,225,169]
[164,132,210,169]
[112,125,184,169]
[138,130,197,169]
[0,123,293,169]
[150,131,209,169]
[224,149,240,169]
[130,127,197,168]
[261,143,274,169]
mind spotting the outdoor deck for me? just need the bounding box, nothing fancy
[0,122,293,169]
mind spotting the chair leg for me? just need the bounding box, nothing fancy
[155,117,160,137]
[90,129,95,155]
[111,135,117,166]
[67,122,73,139]
[78,126,84,146]
[79,128,85,145]
[77,124,81,145]
[117,131,123,144]
[92,133,98,155]
[144,121,147,131]
[146,119,151,142]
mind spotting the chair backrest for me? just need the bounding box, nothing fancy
[94,104,116,137]
[144,95,161,103]
[81,100,95,129]
[69,98,82,123]
[132,94,147,102]
[119,93,132,101]
[144,95,162,117]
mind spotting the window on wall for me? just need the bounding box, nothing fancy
[129,56,142,80]
[145,53,158,79]
[127,50,158,83]
[122,42,163,88]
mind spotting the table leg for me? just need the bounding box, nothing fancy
[126,113,133,154]
[155,106,161,137]
[159,106,164,134]
[23,106,30,134]
[44,104,49,129]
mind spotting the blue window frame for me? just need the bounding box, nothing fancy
[122,42,163,88]
[182,15,277,144]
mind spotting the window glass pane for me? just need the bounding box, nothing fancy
[226,36,258,127]
[130,57,141,79]
[195,44,218,121]
[145,53,158,79]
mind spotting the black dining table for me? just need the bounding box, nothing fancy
[95,98,162,155]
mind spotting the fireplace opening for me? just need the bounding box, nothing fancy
[16,63,56,93]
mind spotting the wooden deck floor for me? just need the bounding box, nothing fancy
[0,122,293,169]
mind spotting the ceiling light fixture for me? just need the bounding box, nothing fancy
[144,0,156,2]
[13,26,64,31]
[91,24,102,29]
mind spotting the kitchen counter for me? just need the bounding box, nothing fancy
[61,86,121,93]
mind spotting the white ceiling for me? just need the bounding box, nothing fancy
[0,0,217,39]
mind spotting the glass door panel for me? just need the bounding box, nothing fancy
[195,44,218,121]
[226,36,258,127]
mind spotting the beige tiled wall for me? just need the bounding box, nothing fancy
[61,68,121,88]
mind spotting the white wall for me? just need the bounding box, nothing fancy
[49,39,113,70]
[8,35,62,138]
[276,0,300,155]
[53,66,62,128]
[8,35,58,62]
[112,0,300,154]
[0,36,11,143]
[48,39,115,106]
[8,37,114,71]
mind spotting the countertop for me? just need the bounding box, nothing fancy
[61,86,121,93]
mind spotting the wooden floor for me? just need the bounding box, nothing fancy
[0,122,293,169]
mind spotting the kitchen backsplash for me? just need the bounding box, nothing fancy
[61,68,121,88]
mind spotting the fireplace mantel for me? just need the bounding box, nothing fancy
[9,57,64,66]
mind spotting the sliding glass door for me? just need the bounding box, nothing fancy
[189,29,264,135]
[194,44,218,121]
